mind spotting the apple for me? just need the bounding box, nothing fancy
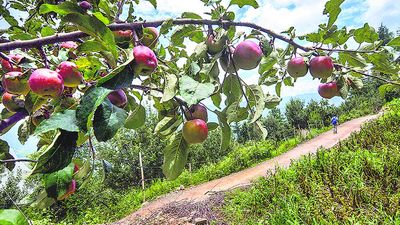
[57,180,76,201]
[56,61,83,87]
[206,33,227,55]
[309,56,334,79]
[2,92,24,112]
[219,47,237,73]
[79,1,92,10]
[60,41,78,49]
[233,40,262,70]
[2,71,30,95]
[184,104,208,122]
[1,54,23,72]
[140,27,159,49]
[182,119,208,144]
[114,30,132,43]
[133,45,158,75]
[107,89,127,108]
[318,82,339,99]
[28,68,64,98]
[287,57,308,78]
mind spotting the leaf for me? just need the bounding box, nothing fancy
[254,121,268,140]
[41,27,55,37]
[125,103,146,130]
[154,115,183,136]
[162,133,189,180]
[0,140,15,171]
[387,36,400,47]
[353,23,379,44]
[339,52,367,68]
[223,74,242,106]
[323,0,345,28]
[161,74,178,102]
[246,85,265,123]
[31,131,78,175]
[171,25,197,46]
[35,110,79,135]
[265,94,281,109]
[43,163,74,199]
[97,54,136,89]
[179,75,215,105]
[160,18,174,35]
[76,86,112,132]
[226,102,248,124]
[229,0,259,8]
[93,99,128,142]
[101,160,113,182]
[39,2,85,15]
[145,0,157,8]
[77,40,104,52]
[181,12,202,19]
[348,76,363,89]
[92,12,110,25]
[211,93,222,109]
[0,209,29,225]
[215,111,231,151]
[258,56,278,75]
[275,82,282,97]
[207,122,219,131]
[62,13,118,60]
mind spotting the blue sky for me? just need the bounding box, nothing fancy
[0,0,399,157]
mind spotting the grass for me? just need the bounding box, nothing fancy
[221,100,400,224]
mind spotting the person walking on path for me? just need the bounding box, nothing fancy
[331,115,339,134]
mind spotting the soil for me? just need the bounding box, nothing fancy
[109,114,380,225]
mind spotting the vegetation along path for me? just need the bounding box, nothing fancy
[112,113,380,224]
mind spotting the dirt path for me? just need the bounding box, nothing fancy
[112,114,379,225]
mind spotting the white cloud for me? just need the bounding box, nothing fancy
[361,0,400,31]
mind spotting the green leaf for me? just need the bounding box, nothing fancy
[171,25,197,46]
[211,93,222,109]
[92,12,110,25]
[275,82,282,97]
[181,12,202,19]
[76,86,112,132]
[265,94,281,109]
[254,121,268,140]
[31,131,78,174]
[226,102,248,124]
[124,104,146,129]
[215,111,231,151]
[62,13,118,60]
[323,0,345,28]
[41,27,55,37]
[0,209,29,225]
[161,74,178,102]
[154,115,183,136]
[0,140,15,171]
[348,76,363,89]
[207,122,219,131]
[93,99,128,142]
[229,0,259,8]
[18,121,32,145]
[160,18,174,35]
[339,52,367,68]
[246,84,265,123]
[353,23,379,44]
[35,110,79,135]
[162,133,189,180]
[223,74,243,106]
[145,0,157,8]
[97,53,136,89]
[258,56,277,75]
[77,40,104,52]
[43,163,74,199]
[179,75,215,105]
[39,2,85,15]
[387,36,400,47]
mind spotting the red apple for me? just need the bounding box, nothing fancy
[309,56,334,79]
[287,57,308,78]
[60,41,78,49]
[57,180,76,201]
[233,40,262,70]
[140,27,159,49]
[318,82,339,99]
[133,45,158,75]
[79,1,92,10]
[28,68,64,98]
[219,47,237,73]
[107,89,127,108]
[56,61,83,87]
[1,54,23,72]
[2,71,30,95]
[206,34,227,55]
[184,104,208,122]
[2,92,24,112]
[182,119,208,144]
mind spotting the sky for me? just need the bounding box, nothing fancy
[0,0,399,157]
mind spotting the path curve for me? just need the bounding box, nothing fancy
[112,114,379,225]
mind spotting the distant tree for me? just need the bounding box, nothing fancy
[378,24,394,45]
[0,169,28,208]
[261,108,293,141]
[285,99,308,129]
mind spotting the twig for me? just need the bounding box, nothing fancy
[0,158,37,163]
[115,0,126,23]
[313,46,377,54]
[0,111,29,134]
[37,46,49,69]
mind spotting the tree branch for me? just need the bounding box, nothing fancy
[0,111,29,134]
[0,158,37,163]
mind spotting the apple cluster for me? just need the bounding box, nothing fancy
[182,104,209,144]
[286,55,338,99]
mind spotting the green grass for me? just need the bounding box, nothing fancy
[221,100,400,224]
